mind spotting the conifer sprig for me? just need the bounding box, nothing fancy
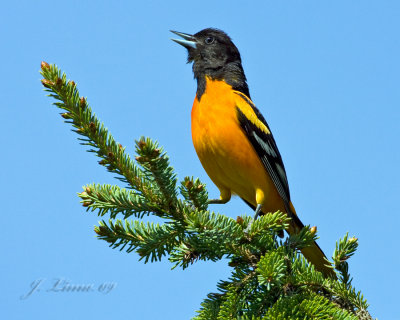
[180,177,209,211]
[41,62,374,320]
[95,219,179,262]
[78,184,160,219]
[333,233,359,287]
[135,138,179,213]
[40,62,152,198]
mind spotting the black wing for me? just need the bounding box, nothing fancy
[234,92,291,207]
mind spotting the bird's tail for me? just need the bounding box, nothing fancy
[286,202,336,278]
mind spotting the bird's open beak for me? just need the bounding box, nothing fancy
[170,30,197,49]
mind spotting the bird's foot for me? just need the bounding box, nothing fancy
[244,203,263,233]
[207,198,229,204]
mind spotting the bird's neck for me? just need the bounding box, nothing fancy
[194,61,250,101]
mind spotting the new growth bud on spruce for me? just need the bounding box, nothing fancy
[152,149,160,157]
[185,179,193,189]
[310,226,317,235]
[41,61,50,70]
[137,140,146,150]
[80,192,88,198]
[80,97,86,108]
[41,79,53,88]
[236,216,244,225]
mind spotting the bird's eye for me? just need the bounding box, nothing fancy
[204,36,215,44]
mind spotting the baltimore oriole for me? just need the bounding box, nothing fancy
[171,28,335,277]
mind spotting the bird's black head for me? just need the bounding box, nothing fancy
[171,28,250,99]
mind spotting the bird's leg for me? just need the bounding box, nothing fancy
[252,203,263,220]
[245,203,263,233]
[207,189,231,205]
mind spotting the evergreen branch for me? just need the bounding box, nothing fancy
[263,293,358,320]
[135,137,179,214]
[184,210,260,264]
[333,233,358,287]
[183,210,291,264]
[333,233,358,264]
[290,253,369,315]
[355,309,375,320]
[216,285,241,319]
[286,225,318,250]
[180,177,209,211]
[291,255,327,290]
[78,184,164,219]
[246,211,290,237]
[185,210,243,236]
[298,293,358,320]
[40,62,154,198]
[95,219,180,262]
[193,293,224,320]
[256,248,287,290]
[168,212,247,269]
[330,281,369,312]
[195,238,370,319]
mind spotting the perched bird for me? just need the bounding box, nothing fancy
[171,28,334,277]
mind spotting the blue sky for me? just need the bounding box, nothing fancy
[1,1,399,319]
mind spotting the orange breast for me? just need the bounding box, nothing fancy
[191,78,285,213]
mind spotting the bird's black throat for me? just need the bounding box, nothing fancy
[194,61,250,101]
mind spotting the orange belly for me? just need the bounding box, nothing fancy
[191,78,286,213]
